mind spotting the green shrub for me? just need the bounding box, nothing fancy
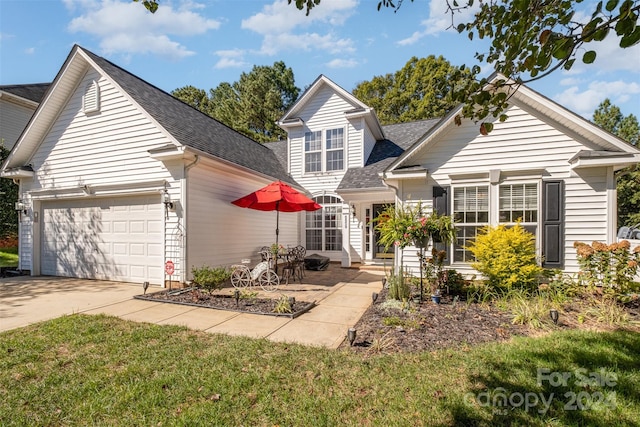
[191,265,231,293]
[466,223,543,293]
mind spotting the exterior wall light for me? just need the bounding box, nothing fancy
[350,204,356,218]
[15,200,27,215]
[163,190,174,210]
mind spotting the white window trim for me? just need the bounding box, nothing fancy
[449,176,543,265]
[303,126,346,175]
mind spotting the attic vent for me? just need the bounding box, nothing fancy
[83,80,100,114]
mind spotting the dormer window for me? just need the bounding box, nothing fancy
[304,127,344,173]
[83,80,101,114]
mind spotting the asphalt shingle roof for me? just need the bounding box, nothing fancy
[337,118,440,190]
[0,83,50,103]
[82,48,294,185]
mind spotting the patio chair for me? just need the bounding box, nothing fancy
[280,250,300,285]
[291,245,306,281]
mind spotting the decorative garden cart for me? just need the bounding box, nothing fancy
[230,257,279,292]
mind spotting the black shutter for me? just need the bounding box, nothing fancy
[433,186,450,216]
[433,186,451,263]
[542,180,564,268]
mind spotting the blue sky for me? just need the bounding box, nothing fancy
[1,0,639,120]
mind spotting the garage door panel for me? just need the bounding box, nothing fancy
[130,221,145,233]
[41,196,163,284]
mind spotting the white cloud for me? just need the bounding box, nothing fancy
[397,0,478,45]
[554,80,640,118]
[259,32,355,56]
[214,57,248,69]
[214,49,248,69]
[24,47,35,54]
[241,0,357,56]
[326,58,358,69]
[65,0,220,60]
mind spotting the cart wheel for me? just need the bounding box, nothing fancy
[258,269,279,292]
[231,267,251,289]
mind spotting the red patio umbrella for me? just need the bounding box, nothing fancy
[231,180,322,247]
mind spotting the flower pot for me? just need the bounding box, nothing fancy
[414,236,430,248]
[431,294,441,304]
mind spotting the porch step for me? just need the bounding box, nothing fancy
[353,263,388,272]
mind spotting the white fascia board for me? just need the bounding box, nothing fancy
[276,117,304,128]
[0,91,39,109]
[336,187,395,202]
[28,180,167,200]
[382,169,429,180]
[570,154,640,170]
[148,145,196,162]
[0,168,34,179]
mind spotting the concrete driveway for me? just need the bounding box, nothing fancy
[0,276,143,332]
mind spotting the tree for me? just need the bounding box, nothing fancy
[0,143,18,239]
[592,99,640,227]
[172,62,300,143]
[352,56,473,125]
[171,85,212,116]
[288,0,640,130]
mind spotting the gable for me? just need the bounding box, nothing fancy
[390,89,640,175]
[30,68,173,190]
[411,104,591,175]
[298,85,359,127]
[278,75,384,141]
[2,45,293,185]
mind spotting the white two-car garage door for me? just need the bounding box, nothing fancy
[41,195,163,284]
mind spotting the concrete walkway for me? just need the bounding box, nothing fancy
[1,266,384,349]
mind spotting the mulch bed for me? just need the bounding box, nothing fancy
[135,288,314,318]
[340,286,530,354]
[340,286,640,354]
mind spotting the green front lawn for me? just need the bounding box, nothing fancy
[1,315,638,426]
[0,246,18,267]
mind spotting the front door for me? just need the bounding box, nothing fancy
[372,203,394,260]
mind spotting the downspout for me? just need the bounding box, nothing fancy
[182,155,199,283]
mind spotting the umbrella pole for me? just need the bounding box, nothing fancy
[275,205,279,274]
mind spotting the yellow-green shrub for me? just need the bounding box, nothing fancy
[466,223,543,292]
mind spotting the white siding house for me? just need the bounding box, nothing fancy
[2,46,638,287]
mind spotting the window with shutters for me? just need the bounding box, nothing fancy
[83,80,101,114]
[451,182,540,264]
[453,185,489,262]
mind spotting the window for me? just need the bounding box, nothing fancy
[304,131,322,173]
[306,195,343,251]
[325,128,344,171]
[304,128,344,173]
[453,186,489,262]
[451,182,539,263]
[499,183,538,236]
